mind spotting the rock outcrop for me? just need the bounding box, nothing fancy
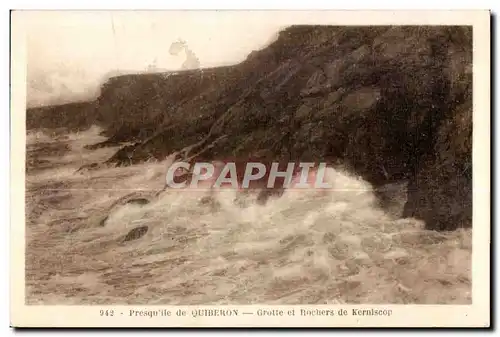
[26,101,97,133]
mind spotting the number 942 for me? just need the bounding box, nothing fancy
[100,310,115,317]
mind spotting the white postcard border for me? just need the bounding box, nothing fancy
[10,9,491,328]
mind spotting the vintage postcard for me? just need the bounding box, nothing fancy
[10,10,490,328]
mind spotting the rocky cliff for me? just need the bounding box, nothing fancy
[26,101,97,133]
[27,25,473,231]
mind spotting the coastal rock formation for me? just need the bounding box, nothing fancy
[27,26,473,231]
[26,101,97,133]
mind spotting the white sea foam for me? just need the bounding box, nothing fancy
[25,126,472,305]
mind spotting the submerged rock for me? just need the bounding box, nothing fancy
[123,226,149,242]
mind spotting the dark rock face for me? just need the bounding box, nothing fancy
[26,101,98,134]
[403,101,472,231]
[29,26,473,231]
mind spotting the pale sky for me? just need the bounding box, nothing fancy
[24,11,288,107]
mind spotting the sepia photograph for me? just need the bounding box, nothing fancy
[10,10,490,327]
